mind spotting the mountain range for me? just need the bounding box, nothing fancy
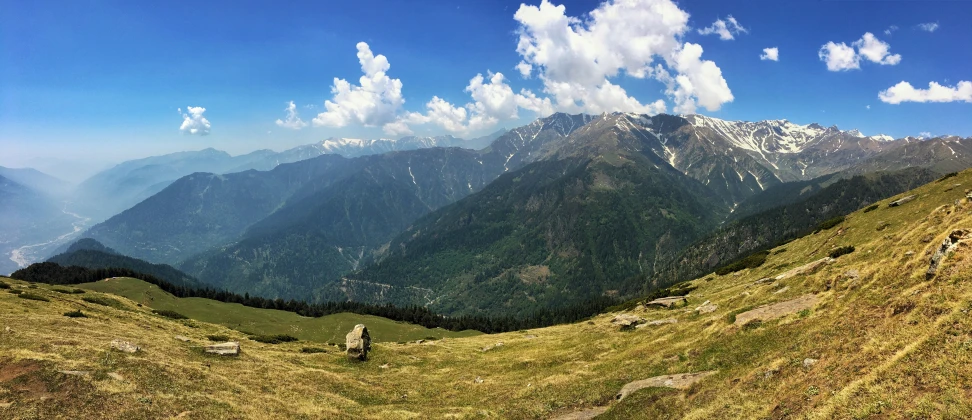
[40,112,971,316]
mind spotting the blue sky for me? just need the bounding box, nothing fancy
[2,0,970,177]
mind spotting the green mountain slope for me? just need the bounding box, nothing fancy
[47,239,200,289]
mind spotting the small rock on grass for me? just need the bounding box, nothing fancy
[110,339,140,353]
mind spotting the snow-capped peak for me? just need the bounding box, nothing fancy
[869,134,895,142]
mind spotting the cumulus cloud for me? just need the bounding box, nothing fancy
[819,33,900,71]
[513,0,733,115]
[919,131,932,138]
[884,25,898,36]
[866,105,871,109]
[760,47,779,61]
[878,80,972,104]
[917,22,939,32]
[698,15,747,40]
[275,101,307,130]
[179,106,211,135]
[312,42,404,129]
[393,72,555,135]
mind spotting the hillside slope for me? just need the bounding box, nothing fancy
[3,169,972,417]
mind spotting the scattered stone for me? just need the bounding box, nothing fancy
[174,335,190,342]
[921,234,935,243]
[775,258,833,280]
[634,304,646,312]
[611,314,646,330]
[773,286,790,295]
[379,364,389,369]
[59,370,90,376]
[204,341,240,356]
[550,407,610,420]
[927,229,972,280]
[345,324,371,361]
[803,358,818,368]
[695,301,718,314]
[733,295,819,326]
[110,339,140,353]
[842,269,860,280]
[637,318,678,329]
[482,342,505,352]
[474,376,484,384]
[645,296,687,308]
[415,339,424,344]
[753,277,775,285]
[889,195,916,207]
[616,371,717,400]
[904,251,915,256]
[524,334,537,339]
[107,372,125,381]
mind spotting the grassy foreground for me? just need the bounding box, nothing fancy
[77,277,480,344]
[3,170,972,418]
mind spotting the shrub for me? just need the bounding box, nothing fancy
[0,282,9,289]
[64,310,87,318]
[741,319,763,331]
[772,248,787,255]
[423,336,439,341]
[937,172,958,182]
[153,309,188,319]
[815,216,845,232]
[250,334,299,344]
[53,288,74,294]
[83,296,122,307]
[27,284,37,289]
[18,293,50,302]
[829,245,856,259]
[72,289,86,294]
[300,347,327,354]
[715,251,770,276]
[863,204,879,213]
[207,334,230,342]
[8,289,23,295]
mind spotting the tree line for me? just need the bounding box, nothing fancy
[10,262,617,334]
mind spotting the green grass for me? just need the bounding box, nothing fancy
[152,309,188,319]
[18,293,50,302]
[78,278,481,343]
[82,295,125,308]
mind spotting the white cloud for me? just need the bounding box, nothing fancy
[884,25,898,36]
[513,0,733,115]
[275,101,307,130]
[854,33,901,65]
[392,72,554,136]
[819,32,900,71]
[698,15,748,40]
[866,105,871,109]
[878,80,972,104]
[760,47,779,61]
[179,106,211,136]
[917,22,939,32]
[516,61,533,78]
[312,42,404,129]
[919,131,932,138]
[818,41,859,71]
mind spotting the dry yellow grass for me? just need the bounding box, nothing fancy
[4,170,972,419]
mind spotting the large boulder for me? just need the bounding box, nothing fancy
[110,339,140,353]
[346,324,371,361]
[205,341,240,356]
[610,314,645,331]
[926,229,972,279]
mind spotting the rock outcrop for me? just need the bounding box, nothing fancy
[611,314,645,330]
[110,339,140,353]
[889,195,916,207]
[645,296,687,308]
[927,229,972,279]
[616,371,717,400]
[205,341,240,356]
[733,294,818,326]
[775,257,833,280]
[346,324,371,361]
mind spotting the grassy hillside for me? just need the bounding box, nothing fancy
[77,277,479,344]
[3,169,972,418]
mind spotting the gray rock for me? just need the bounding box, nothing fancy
[59,370,91,376]
[107,372,125,381]
[205,341,240,356]
[927,229,972,280]
[174,335,191,342]
[637,318,677,328]
[616,371,717,400]
[611,314,645,330]
[695,301,718,314]
[803,358,818,368]
[474,376,484,384]
[645,296,687,308]
[754,277,775,285]
[345,324,371,361]
[889,195,916,207]
[110,339,140,353]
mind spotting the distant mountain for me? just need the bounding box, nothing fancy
[0,166,71,197]
[651,167,940,288]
